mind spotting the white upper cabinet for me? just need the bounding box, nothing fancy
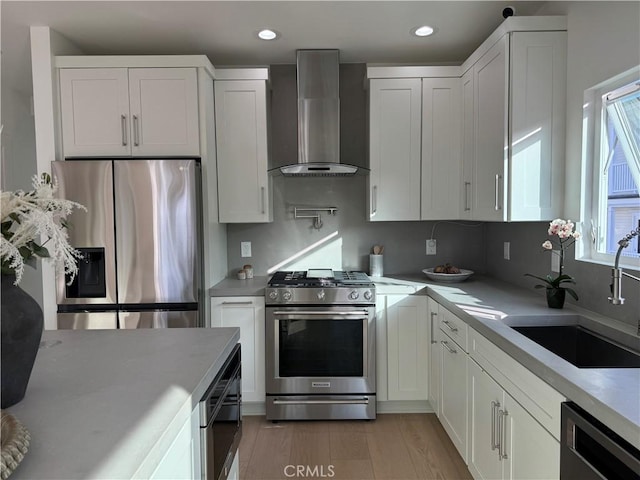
[472,36,509,221]
[465,30,567,221]
[60,67,200,157]
[128,68,200,157]
[215,79,272,223]
[421,77,462,220]
[368,78,422,221]
[461,69,475,219]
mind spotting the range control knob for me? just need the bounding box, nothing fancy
[282,291,292,301]
[317,290,326,300]
[349,290,360,300]
[363,290,373,301]
[268,290,279,300]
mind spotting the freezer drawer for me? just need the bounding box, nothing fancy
[58,312,118,330]
[118,310,199,329]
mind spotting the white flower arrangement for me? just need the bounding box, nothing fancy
[525,218,581,300]
[1,173,85,285]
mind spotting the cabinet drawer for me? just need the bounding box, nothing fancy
[469,328,565,440]
[439,306,468,352]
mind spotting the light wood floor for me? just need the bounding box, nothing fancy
[238,414,473,480]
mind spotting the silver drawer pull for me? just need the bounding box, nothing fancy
[430,312,437,344]
[491,400,501,450]
[221,301,253,305]
[441,340,457,354]
[442,320,458,332]
[121,114,128,146]
[273,398,369,405]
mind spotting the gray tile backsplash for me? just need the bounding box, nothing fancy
[226,175,486,277]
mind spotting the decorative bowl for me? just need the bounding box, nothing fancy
[422,268,474,283]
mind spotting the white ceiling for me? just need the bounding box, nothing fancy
[2,1,548,94]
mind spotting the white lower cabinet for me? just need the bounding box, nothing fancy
[375,292,428,405]
[386,295,428,401]
[468,359,560,480]
[149,405,201,480]
[427,297,441,417]
[210,296,265,404]
[440,325,469,463]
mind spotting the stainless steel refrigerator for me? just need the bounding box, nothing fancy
[52,159,203,329]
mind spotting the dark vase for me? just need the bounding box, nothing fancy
[546,287,566,309]
[1,273,44,408]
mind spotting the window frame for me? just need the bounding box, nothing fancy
[579,67,640,270]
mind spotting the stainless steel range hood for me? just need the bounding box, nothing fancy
[276,49,361,176]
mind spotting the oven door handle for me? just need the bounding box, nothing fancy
[273,398,370,405]
[272,310,369,317]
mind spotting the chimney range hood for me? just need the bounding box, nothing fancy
[276,49,362,176]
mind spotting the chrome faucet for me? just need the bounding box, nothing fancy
[608,226,640,305]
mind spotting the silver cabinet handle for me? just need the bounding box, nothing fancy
[273,398,369,405]
[442,319,458,332]
[494,174,502,211]
[221,301,253,305]
[491,400,500,451]
[121,115,128,146]
[133,114,140,146]
[372,185,378,215]
[261,186,265,215]
[441,340,457,354]
[499,409,509,459]
[464,182,471,211]
[430,312,437,344]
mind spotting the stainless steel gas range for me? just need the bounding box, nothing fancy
[265,269,376,421]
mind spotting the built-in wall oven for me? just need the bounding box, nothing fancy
[265,270,376,421]
[560,402,640,480]
[200,344,241,480]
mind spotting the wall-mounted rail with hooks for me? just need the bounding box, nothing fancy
[293,207,338,229]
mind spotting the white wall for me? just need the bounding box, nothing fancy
[537,1,640,219]
[30,26,83,329]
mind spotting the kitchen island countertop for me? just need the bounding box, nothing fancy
[7,327,239,479]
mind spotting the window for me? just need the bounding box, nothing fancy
[582,68,640,268]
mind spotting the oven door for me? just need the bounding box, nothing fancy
[265,306,376,395]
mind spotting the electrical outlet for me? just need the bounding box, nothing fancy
[426,239,437,255]
[551,250,561,272]
[503,242,510,260]
[241,241,252,258]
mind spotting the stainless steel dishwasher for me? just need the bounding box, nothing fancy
[560,402,640,479]
[200,343,242,480]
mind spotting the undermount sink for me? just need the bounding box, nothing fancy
[511,324,640,368]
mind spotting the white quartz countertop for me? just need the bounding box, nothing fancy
[7,327,239,480]
[209,276,270,296]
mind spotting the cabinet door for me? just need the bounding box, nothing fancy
[473,35,508,221]
[468,359,503,480]
[59,68,131,157]
[427,298,441,416]
[375,296,389,402]
[386,295,428,401]
[128,68,200,156]
[440,332,468,462]
[421,77,462,220]
[210,296,265,403]
[461,69,475,219]
[503,394,560,480]
[215,80,272,223]
[368,78,422,221]
[508,31,566,221]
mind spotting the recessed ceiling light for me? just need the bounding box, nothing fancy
[413,25,435,37]
[258,29,278,41]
